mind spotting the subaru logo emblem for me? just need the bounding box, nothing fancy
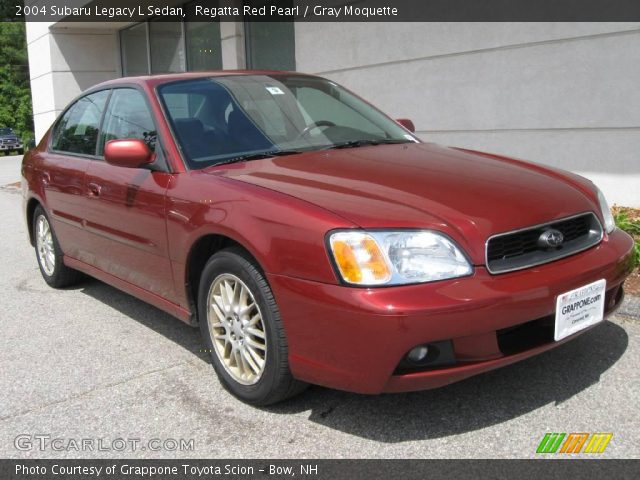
[538,229,564,248]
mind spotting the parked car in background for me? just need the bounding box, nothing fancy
[0,127,24,155]
[21,71,635,405]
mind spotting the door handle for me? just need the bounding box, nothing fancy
[87,182,102,197]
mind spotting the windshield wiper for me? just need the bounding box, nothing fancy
[213,149,303,167]
[322,139,413,150]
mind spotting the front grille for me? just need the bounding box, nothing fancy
[486,213,603,274]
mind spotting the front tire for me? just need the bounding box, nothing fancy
[33,206,82,288]
[198,248,307,405]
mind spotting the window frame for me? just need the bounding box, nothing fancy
[119,2,223,76]
[97,86,160,157]
[48,84,171,173]
[148,19,187,75]
[119,22,151,77]
[48,88,112,160]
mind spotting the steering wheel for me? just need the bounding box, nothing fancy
[297,120,336,139]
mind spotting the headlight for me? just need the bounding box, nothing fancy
[328,230,472,286]
[596,188,616,234]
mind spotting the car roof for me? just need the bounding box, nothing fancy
[91,70,313,90]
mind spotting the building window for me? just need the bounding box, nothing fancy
[119,1,296,75]
[150,21,186,73]
[120,23,149,76]
[119,1,222,76]
[185,22,222,71]
[244,1,296,71]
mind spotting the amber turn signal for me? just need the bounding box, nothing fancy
[329,232,391,285]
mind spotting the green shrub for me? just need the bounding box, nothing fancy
[614,211,640,268]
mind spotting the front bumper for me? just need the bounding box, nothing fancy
[268,229,635,394]
[0,143,22,151]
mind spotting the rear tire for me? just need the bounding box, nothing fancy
[33,205,83,288]
[198,248,307,405]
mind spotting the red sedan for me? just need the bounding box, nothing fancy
[22,72,635,405]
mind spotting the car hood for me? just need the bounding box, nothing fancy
[207,143,598,264]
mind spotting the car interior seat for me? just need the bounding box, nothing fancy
[227,109,272,151]
[173,117,217,160]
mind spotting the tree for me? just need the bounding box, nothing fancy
[0,12,34,142]
[0,0,21,22]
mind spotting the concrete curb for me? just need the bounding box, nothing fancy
[618,293,640,320]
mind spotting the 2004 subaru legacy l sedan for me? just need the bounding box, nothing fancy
[22,71,635,405]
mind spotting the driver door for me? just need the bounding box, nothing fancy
[83,88,176,302]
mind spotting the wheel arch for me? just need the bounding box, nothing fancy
[185,232,266,323]
[25,197,41,246]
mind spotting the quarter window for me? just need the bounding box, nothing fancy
[99,89,157,154]
[51,90,109,155]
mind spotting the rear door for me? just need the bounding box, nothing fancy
[42,90,110,260]
[83,87,176,301]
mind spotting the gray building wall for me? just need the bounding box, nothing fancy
[296,23,640,207]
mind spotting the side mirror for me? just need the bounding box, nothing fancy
[396,118,416,133]
[104,139,154,168]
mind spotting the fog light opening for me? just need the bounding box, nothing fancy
[396,340,456,374]
[407,345,429,364]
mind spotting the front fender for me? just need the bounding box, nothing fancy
[165,172,356,308]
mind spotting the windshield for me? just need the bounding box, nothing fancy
[157,75,416,168]
[0,128,14,136]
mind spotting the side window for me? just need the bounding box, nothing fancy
[99,88,157,154]
[51,90,109,155]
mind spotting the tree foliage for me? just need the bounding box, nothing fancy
[0,0,21,22]
[0,16,33,141]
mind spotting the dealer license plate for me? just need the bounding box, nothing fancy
[555,279,606,341]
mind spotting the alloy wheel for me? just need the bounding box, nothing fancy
[36,215,55,276]
[207,273,267,385]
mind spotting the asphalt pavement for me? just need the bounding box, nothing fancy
[1,154,638,459]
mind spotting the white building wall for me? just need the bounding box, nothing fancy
[295,22,640,207]
[26,22,120,142]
